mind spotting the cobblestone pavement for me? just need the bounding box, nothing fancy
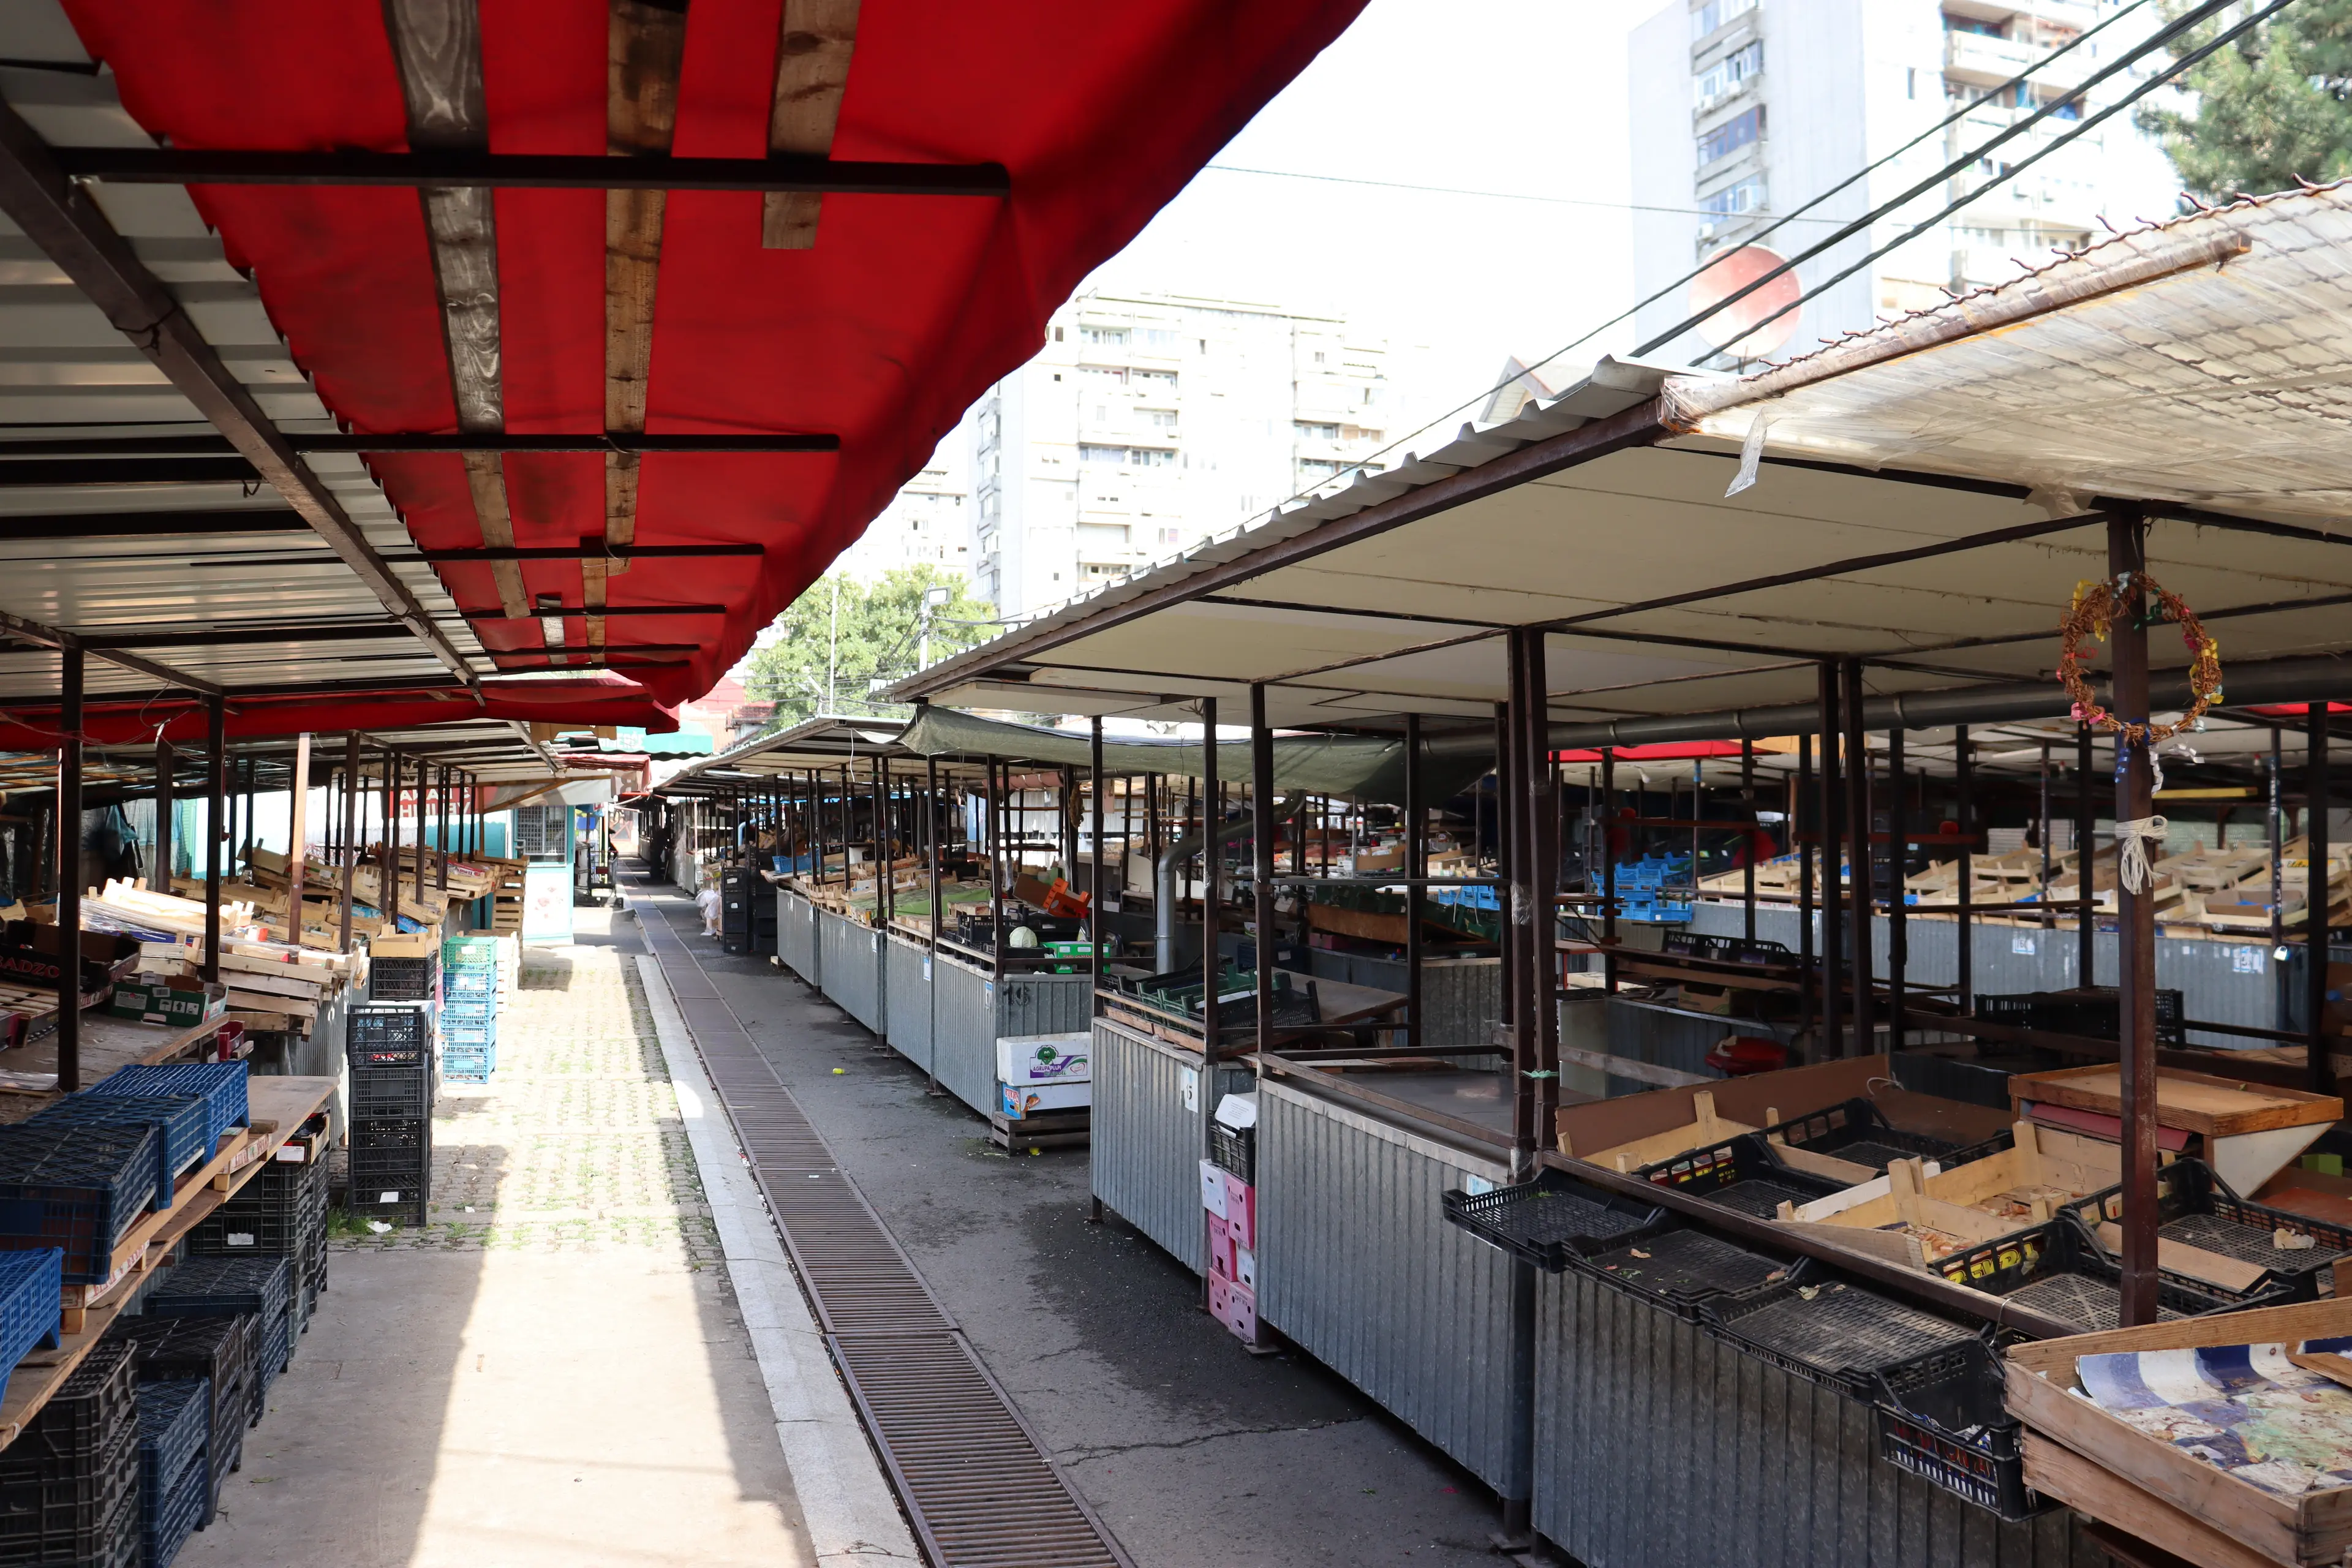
[333,943,719,1261]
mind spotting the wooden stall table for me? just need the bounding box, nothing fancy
[0,1074,337,1450]
[0,1012,239,1118]
[2010,1064,2342,1195]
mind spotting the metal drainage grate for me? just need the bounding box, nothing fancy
[633,879,1131,1567]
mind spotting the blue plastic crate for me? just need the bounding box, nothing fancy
[443,965,497,997]
[144,1424,207,1568]
[87,1065,246,1155]
[441,993,495,1023]
[442,1017,496,1049]
[0,1125,159,1283]
[29,1091,211,1209]
[440,935,500,966]
[0,1248,61,1381]
[134,1379,208,1534]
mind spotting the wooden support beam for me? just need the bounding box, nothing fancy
[600,0,692,647]
[764,0,861,249]
[383,0,530,624]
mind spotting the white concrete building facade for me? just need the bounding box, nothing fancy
[831,434,972,584]
[971,291,1395,620]
[1629,0,2183,364]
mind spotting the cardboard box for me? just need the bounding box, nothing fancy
[998,1081,1090,1118]
[1223,1172,1257,1250]
[0,921,140,993]
[1199,1159,1227,1219]
[104,974,227,1028]
[995,1032,1091,1085]
[1208,1214,1235,1281]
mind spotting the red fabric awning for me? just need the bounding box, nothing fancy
[1552,741,1754,763]
[58,1,1366,728]
[0,677,673,751]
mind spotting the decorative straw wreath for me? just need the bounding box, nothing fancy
[2056,572,2224,745]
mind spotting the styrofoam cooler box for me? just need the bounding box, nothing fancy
[1223,1172,1257,1250]
[998,1081,1090,1118]
[1207,1214,1235,1281]
[1199,1159,1227,1219]
[995,1033,1091,1085]
[1234,1242,1257,1292]
[1208,1274,1259,1342]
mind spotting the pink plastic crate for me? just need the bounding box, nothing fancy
[1223,1172,1256,1250]
[1208,1215,1235,1281]
[1208,1275,1259,1342]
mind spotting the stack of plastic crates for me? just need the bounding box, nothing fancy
[346,1003,433,1227]
[134,1378,208,1567]
[142,1256,295,1423]
[0,1336,138,1566]
[440,934,500,1082]
[111,1314,254,1526]
[0,1123,160,1285]
[1611,854,1693,923]
[190,1150,330,1332]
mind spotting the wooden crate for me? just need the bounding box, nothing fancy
[2007,1295,2352,1567]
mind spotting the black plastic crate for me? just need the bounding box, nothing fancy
[2065,1158,2352,1302]
[350,1117,430,1153]
[143,1256,291,1344]
[346,1003,434,1066]
[1579,1223,1789,1322]
[1932,1215,2248,1332]
[1760,1098,2011,1177]
[368,954,439,1003]
[1208,1121,1254,1184]
[1440,1170,1664,1270]
[1872,1340,2049,1521]
[1634,1133,1851,1219]
[190,1156,326,1278]
[0,1125,159,1283]
[349,1063,431,1122]
[112,1313,254,1494]
[1702,1261,1982,1398]
[0,1340,138,1564]
[1977,986,2185,1047]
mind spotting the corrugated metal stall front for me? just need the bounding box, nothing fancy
[1257,1079,1521,1492]
[778,891,817,986]
[884,935,933,1071]
[1000,972,1093,1038]
[818,910,883,1034]
[932,954,999,1114]
[1534,1268,2103,1568]
[1090,1017,1250,1270]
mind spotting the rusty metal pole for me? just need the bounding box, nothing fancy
[1799,728,1816,1045]
[2077,722,2097,989]
[1888,723,1907,1053]
[1198,696,1219,1311]
[152,734,175,894]
[340,735,361,952]
[1405,710,1425,1052]
[2110,514,2160,1326]
[202,693,225,985]
[287,734,311,945]
[1600,746,1618,995]
[1956,725,1975,1014]
[1250,687,1274,1067]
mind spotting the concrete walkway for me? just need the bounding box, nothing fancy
[181,924,869,1568]
[635,886,1502,1568]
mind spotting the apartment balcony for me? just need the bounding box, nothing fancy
[1943,29,2089,91]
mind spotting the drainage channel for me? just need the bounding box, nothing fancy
[631,881,1133,1568]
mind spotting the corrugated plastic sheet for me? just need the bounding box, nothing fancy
[1534,1268,2104,1567]
[1256,1077,1523,1493]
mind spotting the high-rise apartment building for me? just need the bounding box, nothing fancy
[1629,0,2182,365]
[832,434,971,584]
[970,290,1394,620]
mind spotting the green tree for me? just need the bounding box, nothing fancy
[2140,1,2352,200]
[745,565,997,728]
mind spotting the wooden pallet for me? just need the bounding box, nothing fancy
[989,1107,1089,1151]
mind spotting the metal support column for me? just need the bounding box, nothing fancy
[1600,747,1617,994]
[2077,723,2097,987]
[1798,729,1815,1042]
[1250,687,1274,1066]
[989,758,1006,977]
[1091,718,1107,988]
[1888,723,1907,1052]
[202,693,225,984]
[1405,711,1425,1052]
[2272,728,2287,1033]
[56,641,82,1092]
[1198,695,1219,1311]
[2110,514,2160,1325]
[435,766,448,891]
[1841,658,1874,1057]
[287,733,311,944]
[1741,736,1757,943]
[1509,628,1559,1173]
[1818,664,1844,1058]
[2308,703,2334,1095]
[1956,725,1975,1012]
[340,735,360,952]
[153,736,175,894]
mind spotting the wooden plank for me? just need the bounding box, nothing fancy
[2092,1220,2272,1295]
[2024,1434,2292,1568]
[2011,1063,2342,1137]
[763,0,859,247]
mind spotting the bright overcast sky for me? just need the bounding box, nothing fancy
[1082,0,1655,450]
